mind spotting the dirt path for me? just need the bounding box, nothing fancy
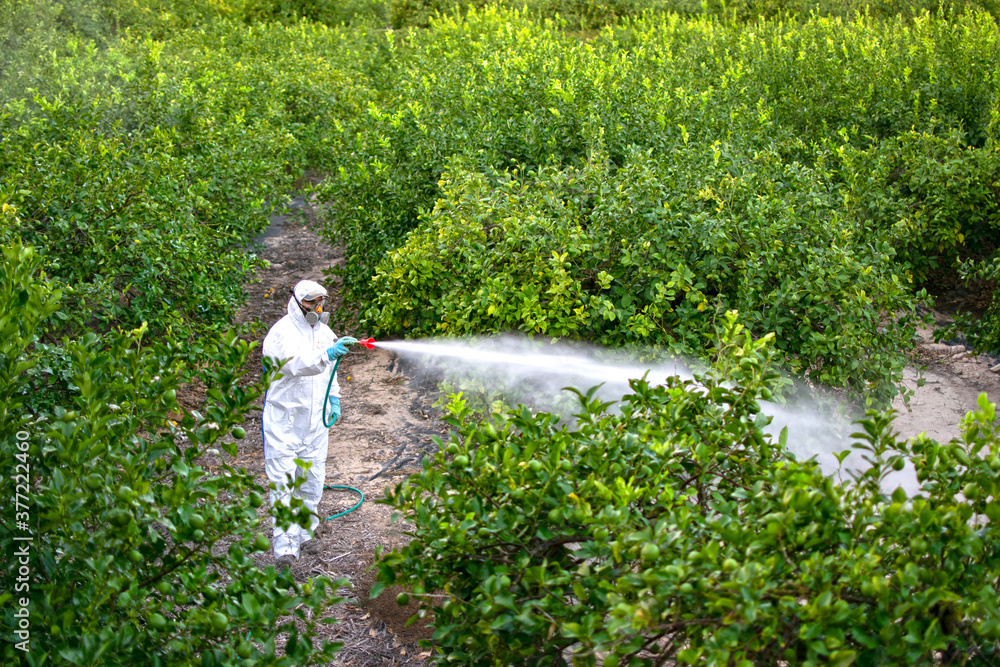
[229,197,442,666]
[892,316,1000,443]
[217,197,1000,665]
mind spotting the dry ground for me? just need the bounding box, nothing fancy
[892,312,1000,443]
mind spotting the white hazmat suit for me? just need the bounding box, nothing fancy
[262,280,340,560]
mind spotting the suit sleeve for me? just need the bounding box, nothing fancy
[274,348,331,378]
[262,327,331,378]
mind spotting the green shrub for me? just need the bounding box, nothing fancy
[387,0,1000,31]
[245,0,391,26]
[378,313,1000,665]
[694,0,1000,22]
[316,7,597,305]
[365,150,926,404]
[0,242,344,665]
[939,255,1000,352]
[0,16,386,662]
[736,11,1000,149]
[0,100,269,341]
[839,130,1000,281]
[394,0,662,31]
[390,0,475,28]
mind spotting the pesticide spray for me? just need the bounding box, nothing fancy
[375,336,693,412]
[360,336,894,480]
[357,335,918,493]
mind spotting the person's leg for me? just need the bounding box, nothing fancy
[296,429,329,554]
[265,454,302,560]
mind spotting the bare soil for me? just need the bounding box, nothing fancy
[201,196,1000,666]
[892,310,1000,443]
[226,197,443,666]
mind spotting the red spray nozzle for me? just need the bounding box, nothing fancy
[358,337,376,350]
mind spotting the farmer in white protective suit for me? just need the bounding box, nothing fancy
[262,280,356,571]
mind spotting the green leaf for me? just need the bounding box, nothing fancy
[977,393,995,422]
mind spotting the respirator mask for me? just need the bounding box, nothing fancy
[292,288,330,326]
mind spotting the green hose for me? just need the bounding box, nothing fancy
[320,354,365,518]
[322,356,342,428]
[322,484,364,520]
[319,354,365,518]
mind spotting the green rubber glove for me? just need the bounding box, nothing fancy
[327,337,358,360]
[327,396,341,423]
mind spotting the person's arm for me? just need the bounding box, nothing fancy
[263,331,331,378]
[265,336,359,379]
[270,348,331,378]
